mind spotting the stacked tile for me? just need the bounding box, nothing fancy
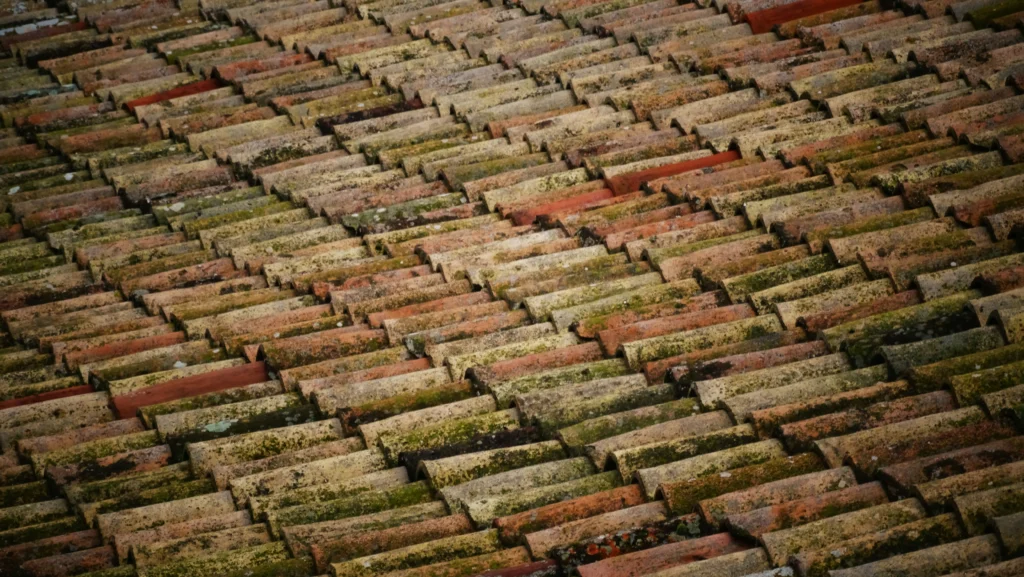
[1,0,1024,573]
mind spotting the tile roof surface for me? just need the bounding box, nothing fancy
[0,0,1022,574]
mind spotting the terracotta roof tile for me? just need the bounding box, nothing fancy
[833,534,1002,577]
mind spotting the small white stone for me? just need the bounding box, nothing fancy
[169,202,186,212]
[64,173,74,181]
[8,186,18,195]
[173,361,188,369]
